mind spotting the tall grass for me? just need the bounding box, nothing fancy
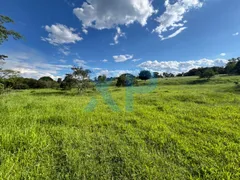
[0,76,240,179]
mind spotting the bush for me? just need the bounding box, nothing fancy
[0,83,4,94]
[13,83,29,89]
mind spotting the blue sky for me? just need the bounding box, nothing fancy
[1,0,240,79]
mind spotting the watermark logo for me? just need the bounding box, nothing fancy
[85,78,158,112]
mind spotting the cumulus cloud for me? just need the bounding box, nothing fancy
[102,59,108,62]
[73,0,156,30]
[233,32,239,36]
[153,0,203,40]
[113,54,133,62]
[220,53,226,57]
[41,24,82,45]
[110,27,125,45]
[138,58,228,74]
[1,51,72,80]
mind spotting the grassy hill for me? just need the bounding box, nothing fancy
[0,76,240,179]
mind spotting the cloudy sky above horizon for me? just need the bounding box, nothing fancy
[1,0,240,79]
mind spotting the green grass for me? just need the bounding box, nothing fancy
[0,76,240,179]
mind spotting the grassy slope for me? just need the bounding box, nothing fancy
[0,76,240,179]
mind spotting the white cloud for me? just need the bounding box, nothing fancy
[73,59,87,67]
[233,32,239,36]
[93,69,139,77]
[220,53,226,57]
[59,59,67,63]
[113,54,133,62]
[1,52,72,80]
[153,0,203,40]
[132,58,141,62]
[102,59,108,62]
[41,23,82,45]
[82,27,88,34]
[73,0,156,30]
[58,46,70,56]
[138,58,228,74]
[110,27,125,45]
[64,0,75,7]
[161,27,187,40]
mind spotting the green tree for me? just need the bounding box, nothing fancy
[153,72,159,78]
[0,69,19,79]
[200,69,215,80]
[225,59,237,74]
[71,67,91,93]
[61,74,76,90]
[0,15,23,60]
[116,73,136,87]
[39,76,54,82]
[139,70,151,81]
[97,75,107,83]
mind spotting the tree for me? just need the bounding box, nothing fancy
[97,75,107,83]
[71,67,91,93]
[139,70,151,81]
[225,59,238,74]
[200,69,215,80]
[153,72,160,78]
[0,69,19,78]
[39,76,54,82]
[233,60,240,74]
[57,78,62,84]
[116,73,136,87]
[60,74,76,90]
[0,15,23,60]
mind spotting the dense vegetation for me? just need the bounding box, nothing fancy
[0,76,240,179]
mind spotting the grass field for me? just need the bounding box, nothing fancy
[0,76,240,179]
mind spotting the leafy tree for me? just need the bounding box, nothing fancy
[139,70,151,81]
[39,76,54,82]
[200,69,215,80]
[97,75,107,83]
[57,78,62,84]
[176,73,184,77]
[60,74,75,90]
[225,59,238,74]
[163,72,175,78]
[0,15,23,60]
[116,73,136,87]
[233,60,240,74]
[0,69,19,78]
[153,72,159,78]
[72,67,91,93]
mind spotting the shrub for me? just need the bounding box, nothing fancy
[13,83,29,89]
[0,83,4,94]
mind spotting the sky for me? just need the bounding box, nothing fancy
[1,0,240,79]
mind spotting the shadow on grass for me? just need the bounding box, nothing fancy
[30,91,70,96]
[188,79,209,85]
